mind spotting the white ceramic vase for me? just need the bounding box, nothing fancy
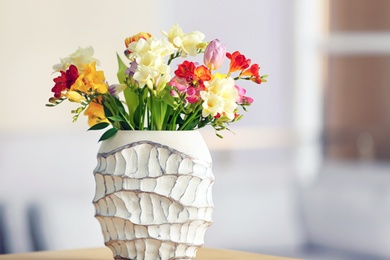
[93,131,214,260]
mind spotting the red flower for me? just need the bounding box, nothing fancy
[174,61,211,88]
[173,61,212,103]
[226,51,251,73]
[241,63,262,84]
[175,61,196,82]
[51,65,79,98]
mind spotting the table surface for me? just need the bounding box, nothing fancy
[0,247,299,260]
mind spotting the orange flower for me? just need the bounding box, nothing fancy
[226,51,251,73]
[84,99,108,127]
[125,32,152,48]
[241,64,262,84]
[194,65,212,83]
[241,64,259,77]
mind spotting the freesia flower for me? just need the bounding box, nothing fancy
[200,92,224,118]
[163,24,205,56]
[126,61,138,77]
[187,87,202,104]
[172,61,211,103]
[226,51,251,74]
[236,85,254,105]
[84,99,108,127]
[202,77,238,119]
[127,37,174,90]
[52,46,99,72]
[174,61,211,87]
[66,90,86,103]
[180,31,206,56]
[169,76,188,92]
[51,65,79,98]
[125,32,152,48]
[204,39,226,70]
[241,63,262,84]
[71,62,108,94]
[47,24,267,140]
[109,84,127,97]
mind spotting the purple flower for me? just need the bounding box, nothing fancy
[204,39,226,70]
[126,61,138,76]
[109,84,126,97]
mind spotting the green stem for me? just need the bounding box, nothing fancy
[169,108,180,130]
[179,105,202,130]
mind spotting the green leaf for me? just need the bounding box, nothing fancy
[108,116,126,122]
[112,95,127,114]
[160,87,179,110]
[103,103,113,118]
[88,122,109,131]
[123,88,139,126]
[99,128,118,142]
[116,53,128,84]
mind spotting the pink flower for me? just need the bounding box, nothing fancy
[235,85,254,105]
[204,39,226,70]
[169,76,201,103]
[186,87,198,103]
[170,89,179,97]
[169,76,188,92]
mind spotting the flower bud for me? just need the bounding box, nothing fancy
[66,91,86,103]
[109,84,126,97]
[125,32,152,48]
[204,39,226,70]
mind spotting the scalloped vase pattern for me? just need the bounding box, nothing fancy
[93,131,214,260]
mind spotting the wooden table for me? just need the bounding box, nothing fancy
[0,247,299,259]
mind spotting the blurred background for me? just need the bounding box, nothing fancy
[1,0,390,259]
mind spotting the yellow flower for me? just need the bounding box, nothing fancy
[212,72,227,80]
[65,90,86,103]
[84,100,108,127]
[70,62,108,95]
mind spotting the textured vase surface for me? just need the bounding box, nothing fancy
[93,131,214,260]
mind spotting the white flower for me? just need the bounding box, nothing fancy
[202,77,238,119]
[133,64,159,89]
[155,73,171,93]
[222,100,237,120]
[200,92,224,118]
[163,24,184,46]
[128,38,151,61]
[149,37,176,57]
[52,46,99,72]
[180,31,205,56]
[128,37,174,90]
[163,24,205,57]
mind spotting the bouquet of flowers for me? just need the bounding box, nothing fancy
[47,24,267,141]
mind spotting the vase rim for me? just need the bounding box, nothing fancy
[98,130,211,162]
